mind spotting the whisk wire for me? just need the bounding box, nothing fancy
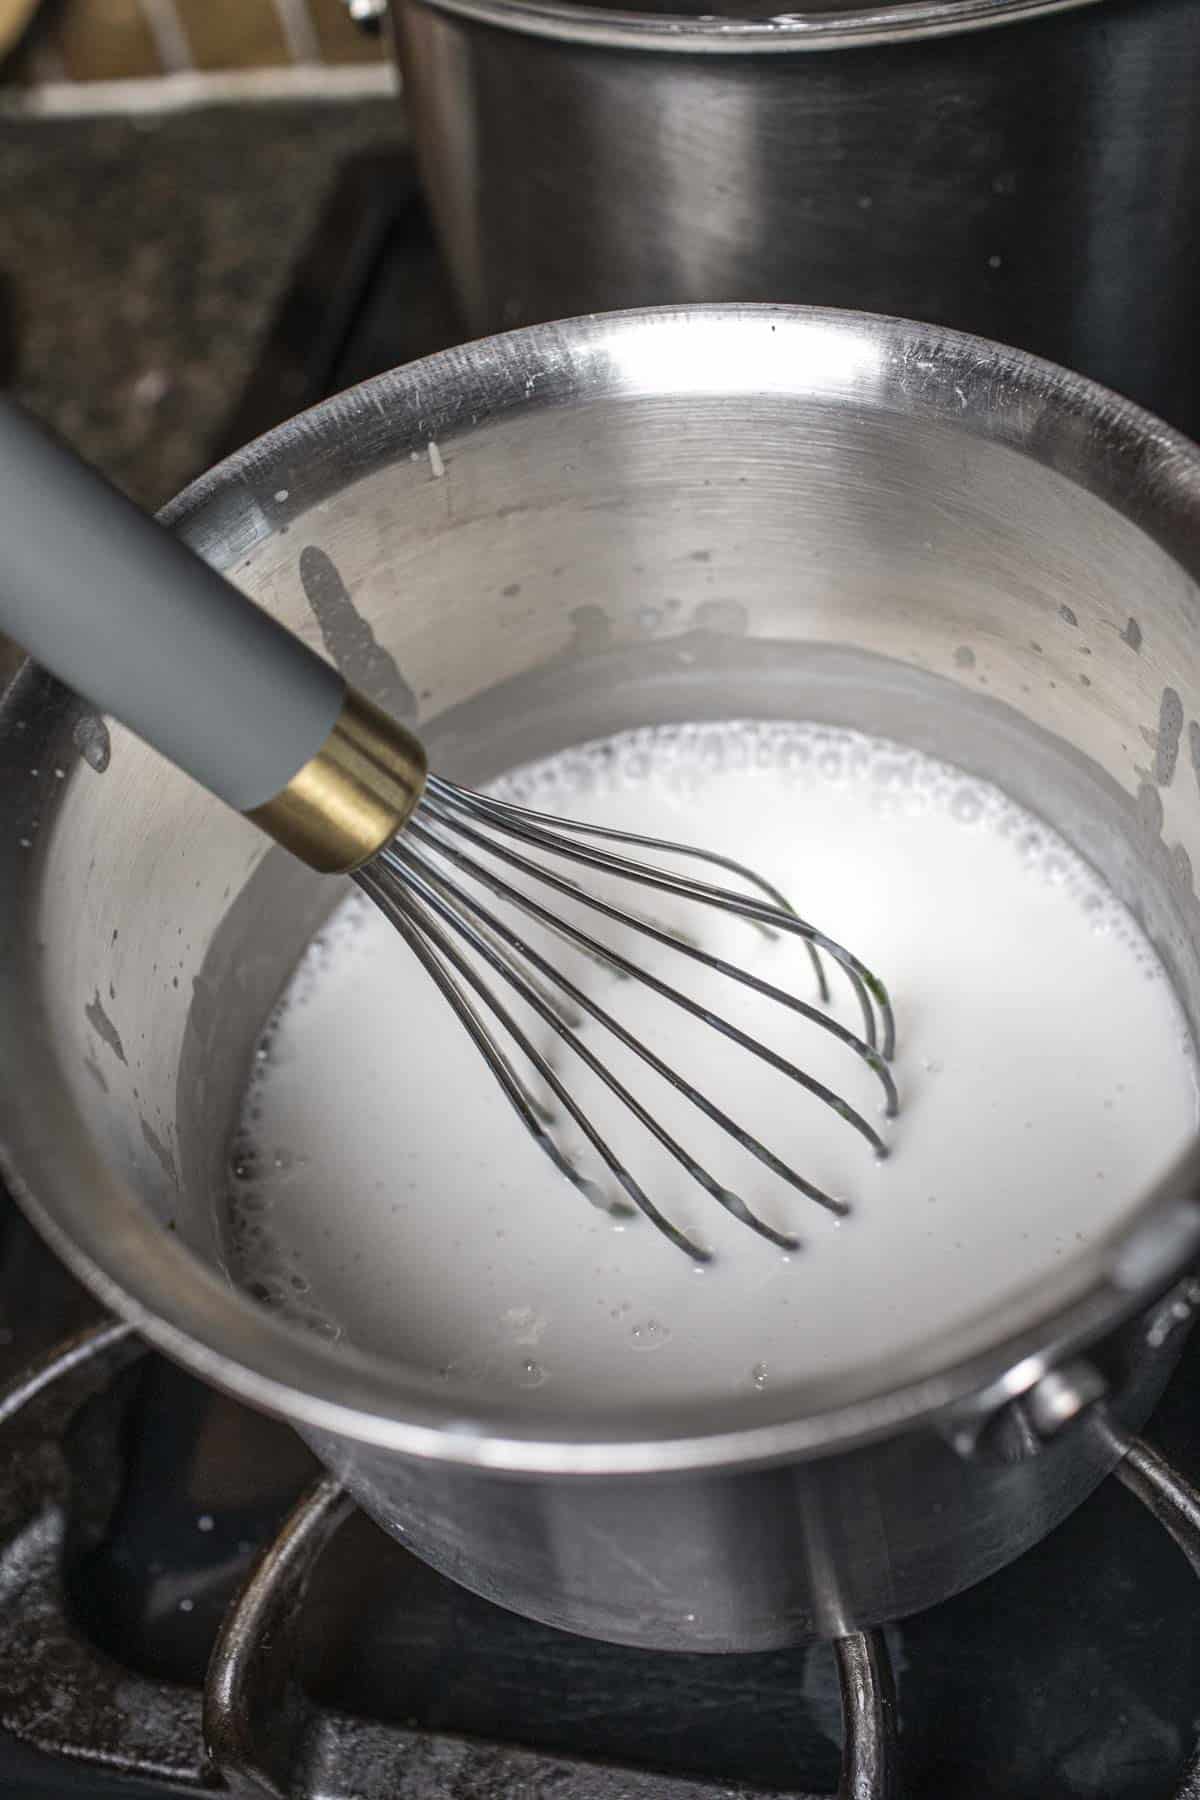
[426,773,832,1003]
[400,820,892,1152]
[356,773,900,1260]
[356,864,702,1251]
[383,850,806,1252]
[381,897,569,1151]
[423,775,895,1058]
[361,863,739,1259]
[400,841,856,1218]
[411,801,897,1117]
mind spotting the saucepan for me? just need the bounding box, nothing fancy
[388,0,1200,436]
[1,305,1199,1651]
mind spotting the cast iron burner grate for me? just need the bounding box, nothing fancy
[0,1319,896,1800]
[1,1203,1199,1800]
[0,1267,1194,1800]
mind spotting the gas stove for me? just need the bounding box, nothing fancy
[2,146,1200,1800]
[3,1188,1200,1800]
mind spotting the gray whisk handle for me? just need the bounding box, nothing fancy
[0,397,344,814]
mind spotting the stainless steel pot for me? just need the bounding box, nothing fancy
[389,0,1200,438]
[3,305,1200,1652]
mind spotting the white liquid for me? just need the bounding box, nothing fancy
[227,722,1198,1413]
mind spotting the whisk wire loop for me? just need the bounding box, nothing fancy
[424,773,895,1059]
[355,773,899,1259]
[401,819,892,1152]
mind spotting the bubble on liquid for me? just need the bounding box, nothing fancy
[72,714,111,772]
[518,1358,547,1388]
[950,785,983,824]
[872,753,915,792]
[630,1319,670,1351]
[751,1361,768,1391]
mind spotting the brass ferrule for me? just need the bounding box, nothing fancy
[247,686,427,873]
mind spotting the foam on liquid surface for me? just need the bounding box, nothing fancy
[226,722,1198,1412]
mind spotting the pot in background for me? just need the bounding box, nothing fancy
[2,305,1200,1650]
[388,0,1200,439]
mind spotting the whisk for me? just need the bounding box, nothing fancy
[0,400,896,1261]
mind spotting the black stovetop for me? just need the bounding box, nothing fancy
[3,148,1200,1800]
[1,1186,1199,1800]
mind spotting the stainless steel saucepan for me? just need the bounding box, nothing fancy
[388,0,1200,437]
[2,305,1199,1651]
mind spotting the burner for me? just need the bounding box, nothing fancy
[0,1312,895,1799]
[1,1190,1199,1799]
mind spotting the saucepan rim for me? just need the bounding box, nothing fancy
[394,0,1106,58]
[3,302,1199,1476]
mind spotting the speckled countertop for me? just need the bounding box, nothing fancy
[0,97,402,506]
[0,95,404,683]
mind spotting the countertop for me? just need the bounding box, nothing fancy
[0,94,405,685]
[0,96,403,508]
